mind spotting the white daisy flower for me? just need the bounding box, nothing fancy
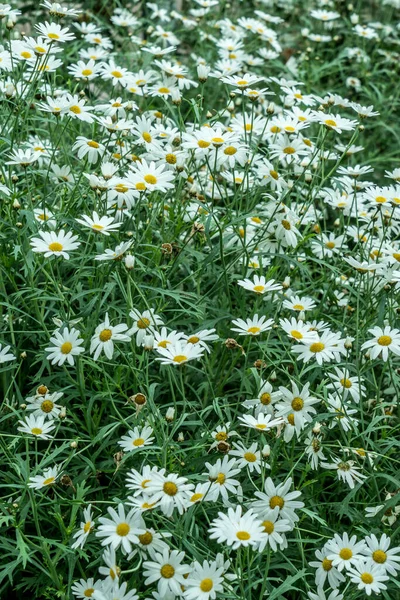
[31,230,80,259]
[0,343,16,364]
[28,465,60,489]
[118,426,155,452]
[238,275,282,295]
[362,534,400,575]
[71,505,95,550]
[156,341,204,366]
[143,548,191,597]
[347,560,389,595]
[45,327,85,366]
[251,476,304,524]
[208,505,266,550]
[184,559,224,600]
[96,504,145,554]
[322,458,367,489]
[90,314,131,361]
[231,314,274,336]
[238,413,284,432]
[17,415,56,439]
[75,212,122,236]
[361,326,400,361]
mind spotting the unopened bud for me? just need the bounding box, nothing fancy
[262,444,271,458]
[166,407,175,422]
[124,254,135,269]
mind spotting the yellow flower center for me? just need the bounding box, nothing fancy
[270,125,281,133]
[48,33,60,40]
[132,438,145,447]
[283,146,295,154]
[378,335,392,346]
[190,492,204,502]
[372,550,387,563]
[69,105,82,114]
[224,146,237,155]
[322,558,333,571]
[136,182,146,191]
[245,124,252,131]
[43,476,55,485]
[160,564,175,579]
[269,495,285,509]
[375,196,386,203]
[139,531,153,545]
[291,397,304,411]
[270,170,279,180]
[291,330,303,339]
[84,589,95,598]
[244,452,257,462]
[116,522,130,536]
[262,520,274,534]
[198,140,210,148]
[82,69,93,76]
[99,329,112,342]
[173,354,187,363]
[31,428,43,435]
[253,285,265,293]
[200,578,213,592]
[187,335,200,344]
[92,224,104,231]
[339,547,353,560]
[48,242,63,252]
[35,46,46,53]
[236,531,251,540]
[287,413,295,426]
[111,70,123,78]
[292,304,304,310]
[163,482,178,496]
[340,378,352,388]
[83,521,92,533]
[247,326,261,334]
[310,342,325,353]
[325,119,337,127]
[285,126,296,132]
[144,174,157,184]
[166,153,177,164]
[260,392,271,405]
[60,341,72,354]
[141,479,151,488]
[237,79,248,85]
[115,184,128,193]
[137,317,150,329]
[21,51,32,59]
[361,573,374,584]
[212,137,224,145]
[87,140,99,148]
[326,241,335,249]
[142,132,152,143]
[41,400,54,413]
[158,87,170,93]
[216,473,226,484]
